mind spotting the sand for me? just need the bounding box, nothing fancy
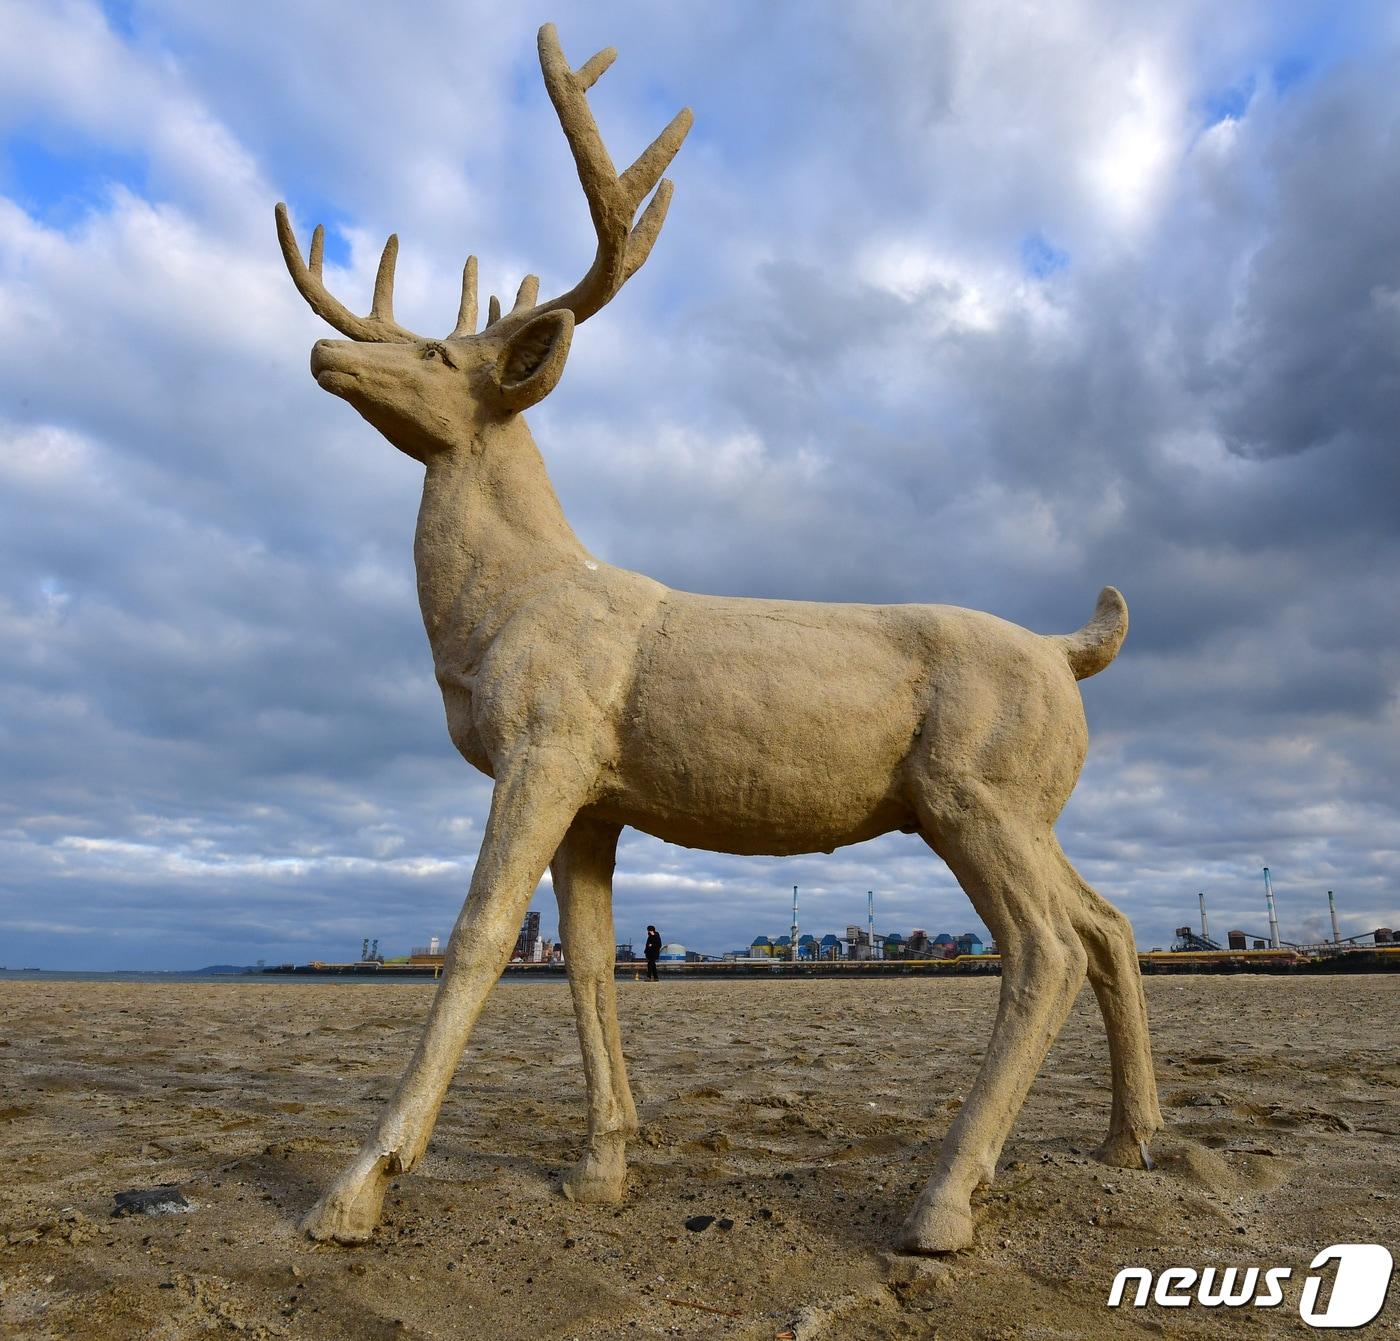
[0,974,1395,1339]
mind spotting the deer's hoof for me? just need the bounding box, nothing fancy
[300,1151,393,1244]
[894,1199,976,1256]
[1095,1131,1156,1171]
[562,1140,627,1204]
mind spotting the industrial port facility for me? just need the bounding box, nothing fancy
[265,872,1397,980]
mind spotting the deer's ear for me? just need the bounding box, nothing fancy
[489,310,575,411]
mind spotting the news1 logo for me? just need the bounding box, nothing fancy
[1107,1244,1393,1328]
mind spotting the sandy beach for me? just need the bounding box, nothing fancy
[0,974,1395,1339]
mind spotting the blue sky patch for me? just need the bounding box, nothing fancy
[3,130,147,229]
[1020,231,1069,279]
[1200,75,1256,126]
[97,0,138,41]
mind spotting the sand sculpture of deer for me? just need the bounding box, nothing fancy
[275,23,1161,1254]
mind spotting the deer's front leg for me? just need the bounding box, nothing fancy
[301,747,590,1244]
[552,818,634,1202]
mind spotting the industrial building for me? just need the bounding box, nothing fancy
[514,910,542,962]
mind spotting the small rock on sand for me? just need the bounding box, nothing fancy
[112,1186,191,1217]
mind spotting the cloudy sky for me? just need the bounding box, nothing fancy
[1,0,1396,970]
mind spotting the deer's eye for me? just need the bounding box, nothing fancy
[422,342,457,369]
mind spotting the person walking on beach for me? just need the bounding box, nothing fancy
[644,925,662,982]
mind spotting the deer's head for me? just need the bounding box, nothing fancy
[276,24,691,463]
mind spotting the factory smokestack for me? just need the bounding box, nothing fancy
[1328,889,1341,945]
[791,886,799,963]
[1198,892,1209,945]
[1262,867,1281,949]
[868,890,876,961]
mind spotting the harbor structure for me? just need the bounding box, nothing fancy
[1263,867,1282,948]
[270,907,1399,977]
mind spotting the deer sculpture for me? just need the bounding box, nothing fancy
[275,23,1161,1254]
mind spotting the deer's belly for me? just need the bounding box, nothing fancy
[599,662,921,855]
[598,733,915,854]
[604,788,912,857]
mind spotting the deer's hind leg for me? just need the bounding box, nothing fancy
[300,747,590,1244]
[552,816,636,1203]
[898,808,1087,1255]
[1056,847,1162,1168]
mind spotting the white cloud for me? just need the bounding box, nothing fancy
[1081,57,1180,232]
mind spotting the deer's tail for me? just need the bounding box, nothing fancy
[1052,586,1128,680]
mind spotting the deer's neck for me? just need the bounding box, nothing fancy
[414,418,585,668]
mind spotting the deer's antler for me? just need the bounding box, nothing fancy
[274,204,424,343]
[488,22,692,336]
[277,23,690,343]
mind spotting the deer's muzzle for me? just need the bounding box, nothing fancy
[310,340,350,379]
[309,341,365,397]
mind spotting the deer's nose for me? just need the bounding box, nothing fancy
[309,339,355,379]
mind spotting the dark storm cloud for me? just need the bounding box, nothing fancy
[1211,69,1400,463]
